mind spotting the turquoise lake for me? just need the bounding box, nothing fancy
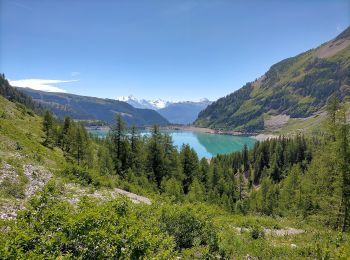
[88,129,256,158]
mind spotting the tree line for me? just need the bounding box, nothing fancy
[42,92,350,232]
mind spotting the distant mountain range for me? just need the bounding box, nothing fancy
[195,26,350,132]
[117,95,169,110]
[19,88,169,126]
[117,95,212,124]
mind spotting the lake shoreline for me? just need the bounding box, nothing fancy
[86,125,278,141]
[150,125,257,137]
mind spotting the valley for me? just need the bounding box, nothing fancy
[1,1,350,258]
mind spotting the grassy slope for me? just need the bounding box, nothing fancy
[1,96,350,258]
[0,96,67,212]
[0,96,66,170]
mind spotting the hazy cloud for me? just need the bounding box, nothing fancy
[9,79,78,93]
[71,71,80,77]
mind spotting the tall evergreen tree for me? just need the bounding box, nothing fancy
[336,108,350,231]
[60,117,72,151]
[242,144,249,172]
[147,125,166,188]
[43,110,54,147]
[181,144,199,194]
[110,114,127,174]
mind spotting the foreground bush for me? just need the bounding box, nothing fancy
[0,184,175,259]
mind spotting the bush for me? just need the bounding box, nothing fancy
[159,204,219,252]
[0,188,175,259]
[0,177,25,199]
[62,165,94,185]
[250,225,265,240]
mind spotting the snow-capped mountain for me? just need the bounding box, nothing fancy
[116,95,212,124]
[117,95,169,110]
[148,99,168,109]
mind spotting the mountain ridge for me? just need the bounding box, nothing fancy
[19,88,169,126]
[194,26,350,132]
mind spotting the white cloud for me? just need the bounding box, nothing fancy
[9,79,78,93]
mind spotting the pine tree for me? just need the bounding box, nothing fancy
[147,125,166,188]
[97,146,113,175]
[110,114,127,174]
[326,92,340,140]
[336,108,350,231]
[187,177,206,202]
[269,153,281,182]
[161,177,184,201]
[279,164,302,215]
[74,125,89,165]
[43,110,54,147]
[242,144,249,172]
[129,126,143,173]
[60,117,71,151]
[237,170,245,201]
[199,158,210,190]
[181,144,199,194]
[327,92,340,125]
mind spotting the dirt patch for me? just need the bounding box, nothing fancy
[252,134,278,141]
[264,227,304,236]
[23,164,52,197]
[265,114,290,129]
[111,188,151,204]
[235,227,304,236]
[64,183,152,205]
[0,163,52,219]
[316,39,350,58]
[0,164,19,184]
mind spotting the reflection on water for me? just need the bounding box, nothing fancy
[88,129,256,158]
[194,131,256,157]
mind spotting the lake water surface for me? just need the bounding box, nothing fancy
[88,129,256,158]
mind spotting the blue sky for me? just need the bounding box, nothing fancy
[0,0,349,101]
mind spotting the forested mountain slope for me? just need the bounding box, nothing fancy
[19,88,169,126]
[195,26,350,131]
[1,76,350,258]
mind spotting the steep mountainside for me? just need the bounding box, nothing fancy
[158,100,212,124]
[19,88,169,126]
[195,26,350,132]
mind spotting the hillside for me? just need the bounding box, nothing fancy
[195,26,350,132]
[19,88,169,126]
[1,77,350,258]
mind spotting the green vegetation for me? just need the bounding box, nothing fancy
[19,87,169,126]
[1,76,350,258]
[0,74,41,113]
[195,26,350,131]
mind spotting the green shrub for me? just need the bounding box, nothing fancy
[0,177,25,199]
[62,164,94,185]
[159,204,219,252]
[0,186,175,259]
[250,225,265,240]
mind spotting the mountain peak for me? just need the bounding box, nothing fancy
[117,95,137,102]
[149,99,168,109]
[335,26,350,41]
